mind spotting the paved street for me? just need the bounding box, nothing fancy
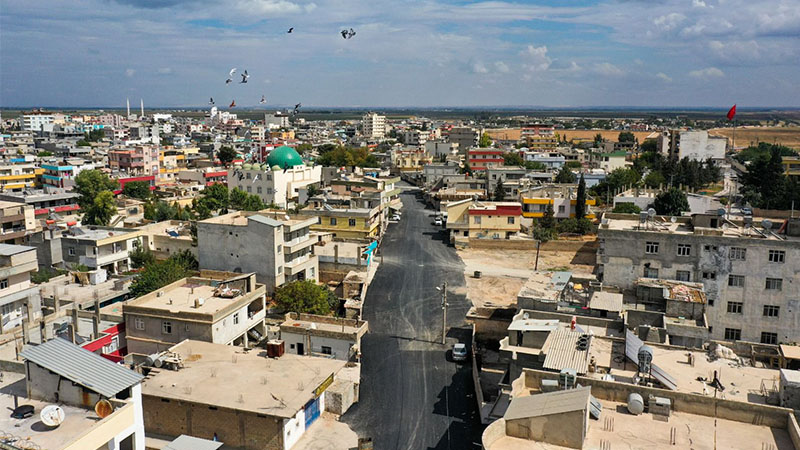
[343,187,483,450]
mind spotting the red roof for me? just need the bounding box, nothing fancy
[469,205,522,216]
[468,150,503,155]
[35,204,80,215]
[204,171,227,178]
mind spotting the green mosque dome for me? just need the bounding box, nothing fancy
[266,146,304,169]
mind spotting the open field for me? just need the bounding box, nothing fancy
[709,126,800,150]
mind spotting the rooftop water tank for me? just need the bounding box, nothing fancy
[627,393,644,415]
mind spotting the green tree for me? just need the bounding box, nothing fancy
[503,152,524,167]
[653,187,690,216]
[217,146,237,167]
[479,132,492,148]
[76,140,91,147]
[493,179,505,201]
[296,143,313,155]
[306,184,320,198]
[83,191,116,226]
[86,129,105,142]
[643,171,666,188]
[524,161,547,171]
[168,249,198,270]
[555,166,576,184]
[122,181,151,200]
[618,131,636,143]
[565,161,582,169]
[740,146,791,209]
[37,151,53,157]
[575,174,586,220]
[460,163,473,176]
[612,203,641,214]
[130,241,156,269]
[75,170,119,209]
[129,258,192,297]
[315,147,379,168]
[640,139,658,153]
[593,133,604,146]
[202,183,230,212]
[539,203,556,230]
[274,280,335,315]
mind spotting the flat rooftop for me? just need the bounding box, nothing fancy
[127,278,260,316]
[141,340,345,418]
[602,215,798,241]
[489,398,792,449]
[281,316,364,335]
[0,373,125,450]
[517,271,571,302]
[588,338,780,404]
[63,226,137,241]
[201,210,313,228]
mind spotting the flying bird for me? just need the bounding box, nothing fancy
[287,27,294,33]
[229,100,236,108]
[225,78,232,84]
[341,28,356,39]
[209,97,214,105]
[260,95,266,104]
[292,103,301,116]
[229,68,237,77]
[240,70,249,84]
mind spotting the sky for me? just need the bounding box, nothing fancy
[1,0,799,108]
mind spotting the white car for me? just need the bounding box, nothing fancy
[452,343,468,362]
[390,214,401,221]
[434,217,443,226]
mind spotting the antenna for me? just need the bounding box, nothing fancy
[40,405,65,427]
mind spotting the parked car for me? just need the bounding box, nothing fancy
[434,217,443,226]
[741,206,753,216]
[390,214,401,221]
[452,343,468,362]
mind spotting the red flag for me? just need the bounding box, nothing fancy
[726,104,736,121]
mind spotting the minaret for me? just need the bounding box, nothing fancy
[127,98,131,118]
[140,99,144,118]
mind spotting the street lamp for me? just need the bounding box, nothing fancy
[436,282,448,345]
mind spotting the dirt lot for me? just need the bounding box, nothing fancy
[455,246,596,308]
[709,126,800,150]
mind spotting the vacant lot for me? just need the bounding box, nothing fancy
[709,126,800,150]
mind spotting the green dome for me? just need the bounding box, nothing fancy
[266,146,304,169]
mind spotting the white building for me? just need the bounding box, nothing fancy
[361,112,386,139]
[265,112,291,129]
[0,244,41,333]
[228,146,321,208]
[21,113,55,132]
[678,131,727,161]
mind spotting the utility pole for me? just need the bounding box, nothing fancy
[440,281,448,345]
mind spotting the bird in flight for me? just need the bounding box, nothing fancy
[240,70,249,84]
[287,27,294,33]
[341,28,356,39]
[292,103,301,115]
[209,97,214,105]
[229,100,236,108]
[260,95,266,104]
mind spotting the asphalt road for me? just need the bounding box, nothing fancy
[343,187,483,450]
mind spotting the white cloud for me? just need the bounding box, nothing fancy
[656,72,672,82]
[521,44,551,71]
[653,13,685,31]
[472,62,489,74]
[157,67,172,75]
[234,0,311,15]
[689,67,724,79]
[494,61,510,73]
[125,68,135,77]
[594,62,624,76]
[692,0,707,8]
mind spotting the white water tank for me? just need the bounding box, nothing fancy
[627,393,644,415]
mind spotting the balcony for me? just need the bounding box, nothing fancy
[79,250,130,268]
[284,255,317,276]
[284,236,316,254]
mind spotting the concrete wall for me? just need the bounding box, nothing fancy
[26,360,102,408]
[325,379,356,415]
[788,413,800,450]
[467,239,537,250]
[481,418,506,449]
[506,409,586,449]
[280,332,353,360]
[142,395,284,450]
[522,368,795,429]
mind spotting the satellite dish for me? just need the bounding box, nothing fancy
[670,216,677,223]
[523,312,530,320]
[717,208,726,216]
[95,399,114,418]
[647,208,656,217]
[762,219,773,230]
[40,405,65,427]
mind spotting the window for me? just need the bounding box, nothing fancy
[645,241,659,254]
[763,305,780,317]
[246,172,251,179]
[766,278,783,291]
[246,186,252,193]
[702,272,716,280]
[768,250,785,263]
[761,332,778,345]
[0,279,7,290]
[349,219,356,227]
[728,275,745,288]
[277,245,282,254]
[644,267,658,279]
[675,271,691,282]
[134,317,145,330]
[1,304,13,315]
[233,312,239,325]
[257,186,262,194]
[162,321,172,334]
[730,247,746,260]
[321,346,332,355]
[677,244,691,256]
[724,328,741,340]
[726,302,743,314]
[330,218,337,225]
[507,217,515,224]
[278,266,283,274]
[68,247,75,256]
[474,216,482,224]
[704,244,718,252]
[558,205,565,214]
[310,267,315,278]
[112,243,121,253]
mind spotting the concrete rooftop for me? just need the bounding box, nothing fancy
[127,280,257,316]
[141,340,345,418]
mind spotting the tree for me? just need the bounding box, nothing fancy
[612,202,641,214]
[643,171,666,188]
[75,170,118,209]
[85,129,105,142]
[555,166,576,184]
[306,184,320,198]
[295,143,313,155]
[315,147,379,168]
[83,191,116,226]
[202,183,229,212]
[740,145,796,210]
[169,249,198,270]
[37,151,53,157]
[217,146,237,167]
[653,187,689,216]
[229,187,265,211]
[460,163,473,176]
[130,241,156,269]
[618,131,636,143]
[76,140,91,147]
[524,161,547,171]
[493,179,505,201]
[274,280,335,315]
[640,139,658,153]
[479,132,492,148]
[575,174,586,220]
[593,133,604,146]
[129,258,192,297]
[539,203,556,230]
[122,181,151,200]
[503,152,524,167]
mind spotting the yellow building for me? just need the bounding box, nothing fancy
[0,163,40,191]
[783,156,800,179]
[301,204,382,240]
[446,199,522,245]
[520,185,596,220]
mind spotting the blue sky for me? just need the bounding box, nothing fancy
[1,0,799,108]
